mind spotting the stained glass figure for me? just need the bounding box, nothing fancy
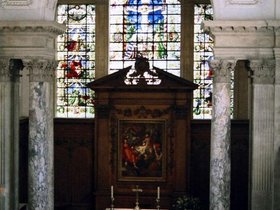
[56,4,95,118]
[193,4,214,119]
[109,0,181,76]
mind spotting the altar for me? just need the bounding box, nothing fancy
[105,209,168,210]
[88,56,197,209]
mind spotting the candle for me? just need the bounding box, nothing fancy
[157,186,160,199]
[111,185,114,199]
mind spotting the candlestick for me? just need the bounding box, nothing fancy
[132,185,143,210]
[111,185,114,199]
[156,186,160,210]
[110,186,114,210]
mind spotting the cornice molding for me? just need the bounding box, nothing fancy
[1,0,32,8]
[226,0,259,5]
[0,21,66,35]
[213,48,274,60]
[203,20,273,34]
[267,20,280,34]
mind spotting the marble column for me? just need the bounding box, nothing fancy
[23,58,56,210]
[209,59,236,210]
[0,58,23,210]
[249,59,275,210]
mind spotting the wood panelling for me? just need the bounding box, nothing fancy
[88,66,198,210]
[54,118,95,210]
[19,118,29,204]
[19,118,249,210]
[190,120,249,210]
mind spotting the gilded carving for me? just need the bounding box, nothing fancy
[114,106,170,119]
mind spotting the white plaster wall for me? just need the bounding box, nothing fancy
[211,0,277,20]
[0,0,58,21]
[277,0,280,19]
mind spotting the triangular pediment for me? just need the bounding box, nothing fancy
[87,57,198,91]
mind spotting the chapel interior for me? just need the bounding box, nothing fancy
[0,0,280,210]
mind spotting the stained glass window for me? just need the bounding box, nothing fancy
[193,4,214,119]
[193,4,234,119]
[56,4,95,118]
[109,0,181,76]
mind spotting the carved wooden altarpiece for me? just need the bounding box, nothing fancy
[87,57,197,210]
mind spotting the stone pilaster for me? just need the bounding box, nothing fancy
[0,58,23,210]
[274,47,280,210]
[23,58,56,210]
[209,59,236,210]
[249,59,275,210]
[95,0,109,78]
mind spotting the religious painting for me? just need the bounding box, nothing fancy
[118,120,166,181]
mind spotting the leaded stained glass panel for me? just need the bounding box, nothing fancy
[109,0,181,76]
[193,4,214,119]
[193,4,234,119]
[56,4,95,118]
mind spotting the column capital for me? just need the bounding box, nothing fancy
[22,58,57,82]
[0,58,23,82]
[249,59,275,84]
[210,59,236,83]
[9,59,24,82]
[0,58,10,82]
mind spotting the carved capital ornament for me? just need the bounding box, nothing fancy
[249,59,275,84]
[23,58,57,82]
[210,59,236,83]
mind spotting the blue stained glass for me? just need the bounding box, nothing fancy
[109,0,181,75]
